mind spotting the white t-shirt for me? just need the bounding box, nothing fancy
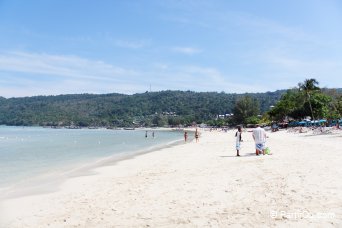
[252,127,266,144]
[236,131,241,144]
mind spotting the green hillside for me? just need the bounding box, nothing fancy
[0,90,286,127]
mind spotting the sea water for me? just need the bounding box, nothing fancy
[0,126,184,198]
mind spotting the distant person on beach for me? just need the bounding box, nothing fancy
[152,131,155,138]
[145,131,148,138]
[184,131,188,142]
[235,126,242,156]
[271,122,278,132]
[252,124,266,155]
[195,128,199,142]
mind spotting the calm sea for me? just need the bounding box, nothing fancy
[0,126,184,198]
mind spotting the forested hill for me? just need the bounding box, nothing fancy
[0,90,288,127]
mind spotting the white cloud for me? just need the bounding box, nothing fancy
[144,64,266,93]
[243,46,342,90]
[0,51,145,97]
[1,48,339,98]
[0,51,137,81]
[171,47,202,55]
[0,51,284,98]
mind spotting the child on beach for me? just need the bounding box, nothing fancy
[235,126,242,156]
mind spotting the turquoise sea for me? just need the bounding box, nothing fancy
[0,126,184,198]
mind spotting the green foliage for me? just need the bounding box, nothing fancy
[308,93,332,119]
[1,86,341,127]
[269,89,305,121]
[298,78,320,92]
[338,96,342,116]
[0,90,293,127]
[153,115,168,127]
[205,119,228,127]
[322,88,342,118]
[245,116,260,125]
[298,78,320,121]
[268,79,342,121]
[233,96,260,125]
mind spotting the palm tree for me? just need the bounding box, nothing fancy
[298,78,320,121]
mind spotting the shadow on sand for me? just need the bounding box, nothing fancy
[220,152,257,158]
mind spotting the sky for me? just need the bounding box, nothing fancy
[0,0,341,98]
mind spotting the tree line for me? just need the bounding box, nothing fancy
[268,79,342,123]
[0,82,340,128]
[0,90,284,127]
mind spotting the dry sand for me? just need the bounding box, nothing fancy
[1,129,341,227]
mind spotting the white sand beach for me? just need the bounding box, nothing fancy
[1,129,341,227]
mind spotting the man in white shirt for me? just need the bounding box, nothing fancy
[252,124,266,156]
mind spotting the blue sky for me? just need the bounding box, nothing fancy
[0,0,341,97]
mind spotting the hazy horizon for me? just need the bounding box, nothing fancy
[2,86,342,100]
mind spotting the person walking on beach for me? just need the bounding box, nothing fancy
[252,124,266,155]
[235,126,242,156]
[195,128,199,142]
[184,131,188,142]
[145,131,148,138]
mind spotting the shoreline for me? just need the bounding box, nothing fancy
[1,129,341,227]
[0,128,189,200]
